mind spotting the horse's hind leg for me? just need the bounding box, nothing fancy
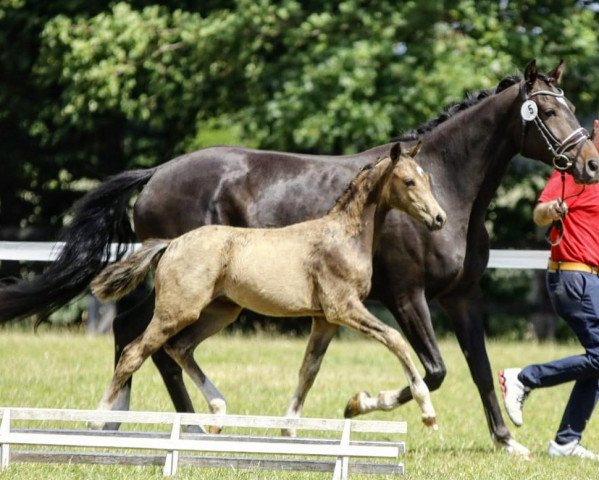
[322,294,437,429]
[152,348,201,433]
[164,300,242,433]
[282,316,338,437]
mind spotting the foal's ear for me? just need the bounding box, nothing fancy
[389,142,402,164]
[524,59,538,88]
[547,59,565,85]
[406,140,422,158]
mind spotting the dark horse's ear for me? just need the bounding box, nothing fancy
[524,59,538,88]
[406,140,422,158]
[547,60,565,84]
[389,142,402,164]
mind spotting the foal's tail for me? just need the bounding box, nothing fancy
[0,168,156,324]
[91,239,170,302]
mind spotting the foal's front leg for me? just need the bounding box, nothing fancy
[283,316,338,437]
[323,295,437,429]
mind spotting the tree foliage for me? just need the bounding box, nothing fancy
[2,0,599,332]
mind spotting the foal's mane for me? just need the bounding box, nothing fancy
[397,74,523,141]
[329,157,391,216]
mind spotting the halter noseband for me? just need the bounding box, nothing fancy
[519,81,589,171]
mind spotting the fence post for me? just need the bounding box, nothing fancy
[332,419,351,480]
[1,408,10,469]
[163,413,181,476]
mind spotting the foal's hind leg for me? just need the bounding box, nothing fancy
[100,287,177,431]
[164,300,242,433]
[322,294,437,429]
[92,300,213,428]
[102,287,199,432]
[282,316,338,437]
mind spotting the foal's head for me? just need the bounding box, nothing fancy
[383,142,446,231]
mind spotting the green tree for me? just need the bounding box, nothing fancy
[2,0,599,333]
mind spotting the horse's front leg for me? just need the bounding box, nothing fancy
[345,289,445,417]
[323,295,437,429]
[282,316,338,437]
[438,285,530,458]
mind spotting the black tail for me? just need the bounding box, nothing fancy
[0,168,157,323]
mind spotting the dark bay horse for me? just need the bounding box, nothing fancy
[90,144,444,431]
[1,60,598,456]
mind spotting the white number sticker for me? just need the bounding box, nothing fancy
[520,100,538,121]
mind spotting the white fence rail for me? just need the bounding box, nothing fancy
[0,241,550,269]
[0,407,406,478]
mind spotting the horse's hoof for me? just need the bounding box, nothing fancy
[344,391,370,418]
[184,424,206,435]
[495,437,531,459]
[101,422,121,431]
[208,425,223,434]
[281,428,297,438]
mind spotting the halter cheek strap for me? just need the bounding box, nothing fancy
[519,81,590,171]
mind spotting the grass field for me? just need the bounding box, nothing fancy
[1,329,598,479]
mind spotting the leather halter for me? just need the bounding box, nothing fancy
[519,81,589,171]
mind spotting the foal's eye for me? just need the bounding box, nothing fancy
[403,179,416,187]
[544,108,556,117]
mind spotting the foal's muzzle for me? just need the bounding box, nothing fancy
[428,211,446,231]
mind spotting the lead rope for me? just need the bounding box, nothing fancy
[544,172,586,246]
[544,172,566,246]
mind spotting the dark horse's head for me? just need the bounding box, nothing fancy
[516,60,599,183]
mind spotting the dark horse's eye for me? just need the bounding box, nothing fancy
[404,179,416,187]
[544,108,556,117]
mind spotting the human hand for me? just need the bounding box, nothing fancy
[548,199,568,220]
[593,119,599,150]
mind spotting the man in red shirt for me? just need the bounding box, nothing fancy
[499,120,599,460]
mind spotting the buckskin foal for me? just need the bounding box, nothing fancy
[90,143,446,430]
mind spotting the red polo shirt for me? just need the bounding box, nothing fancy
[539,170,599,266]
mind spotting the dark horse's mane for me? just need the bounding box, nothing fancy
[397,74,523,141]
[331,72,552,215]
[330,73,531,216]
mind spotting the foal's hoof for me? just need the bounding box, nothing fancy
[281,428,297,438]
[421,415,438,431]
[87,421,105,431]
[344,391,370,418]
[208,425,223,434]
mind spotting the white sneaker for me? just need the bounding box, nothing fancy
[548,440,599,460]
[498,368,530,427]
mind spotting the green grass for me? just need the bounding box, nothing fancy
[0,330,598,479]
